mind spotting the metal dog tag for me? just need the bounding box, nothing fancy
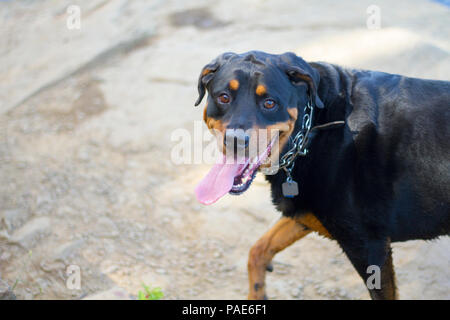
[282,180,299,198]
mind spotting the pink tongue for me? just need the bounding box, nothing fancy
[195,157,244,205]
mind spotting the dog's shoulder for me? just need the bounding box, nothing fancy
[310,61,449,135]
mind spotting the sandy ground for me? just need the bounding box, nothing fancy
[0,0,449,300]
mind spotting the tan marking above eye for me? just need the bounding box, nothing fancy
[202,68,212,76]
[256,84,267,96]
[229,79,239,90]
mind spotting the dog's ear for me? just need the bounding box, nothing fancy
[279,52,324,109]
[195,52,235,106]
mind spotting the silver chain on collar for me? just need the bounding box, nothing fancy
[271,100,345,197]
[278,99,314,181]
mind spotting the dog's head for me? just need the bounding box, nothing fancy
[194,51,323,204]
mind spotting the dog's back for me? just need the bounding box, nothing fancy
[308,63,450,241]
[384,76,450,240]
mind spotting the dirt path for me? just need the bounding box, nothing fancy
[0,0,449,300]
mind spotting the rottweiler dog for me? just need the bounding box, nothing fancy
[194,51,450,300]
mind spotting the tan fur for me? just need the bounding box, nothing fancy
[229,79,239,90]
[248,217,311,299]
[203,104,208,123]
[204,112,227,154]
[255,84,267,96]
[298,213,332,239]
[202,68,212,76]
[248,214,332,299]
[260,107,298,168]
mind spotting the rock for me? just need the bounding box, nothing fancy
[24,292,34,300]
[83,287,130,300]
[9,217,51,248]
[101,265,118,274]
[180,247,188,254]
[96,217,119,238]
[290,286,303,298]
[0,251,11,261]
[186,288,199,297]
[40,260,65,273]
[52,239,84,262]
[0,230,9,240]
[338,288,349,299]
[0,279,16,300]
[56,205,75,217]
[35,194,54,215]
[76,145,91,161]
[156,268,167,275]
[35,278,49,292]
[1,208,29,232]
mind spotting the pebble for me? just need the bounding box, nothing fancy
[56,205,75,217]
[0,252,11,261]
[290,284,304,298]
[40,260,65,273]
[156,268,167,275]
[275,268,289,275]
[186,288,199,297]
[1,208,29,232]
[23,292,34,300]
[0,279,16,300]
[9,217,51,248]
[52,239,84,262]
[95,217,119,238]
[102,265,119,274]
[76,146,90,161]
[290,287,302,298]
[83,287,130,300]
[0,230,10,241]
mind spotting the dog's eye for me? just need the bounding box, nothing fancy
[263,99,276,109]
[217,93,231,104]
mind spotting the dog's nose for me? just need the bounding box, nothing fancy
[224,129,250,150]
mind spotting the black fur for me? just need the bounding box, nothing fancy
[269,61,450,240]
[196,51,450,299]
[268,60,450,299]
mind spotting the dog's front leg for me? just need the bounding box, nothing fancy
[247,217,311,299]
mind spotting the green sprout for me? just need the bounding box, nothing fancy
[138,284,164,300]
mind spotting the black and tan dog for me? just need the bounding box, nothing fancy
[194,51,450,300]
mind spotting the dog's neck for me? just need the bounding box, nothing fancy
[286,62,349,149]
[266,62,350,214]
[309,62,351,126]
